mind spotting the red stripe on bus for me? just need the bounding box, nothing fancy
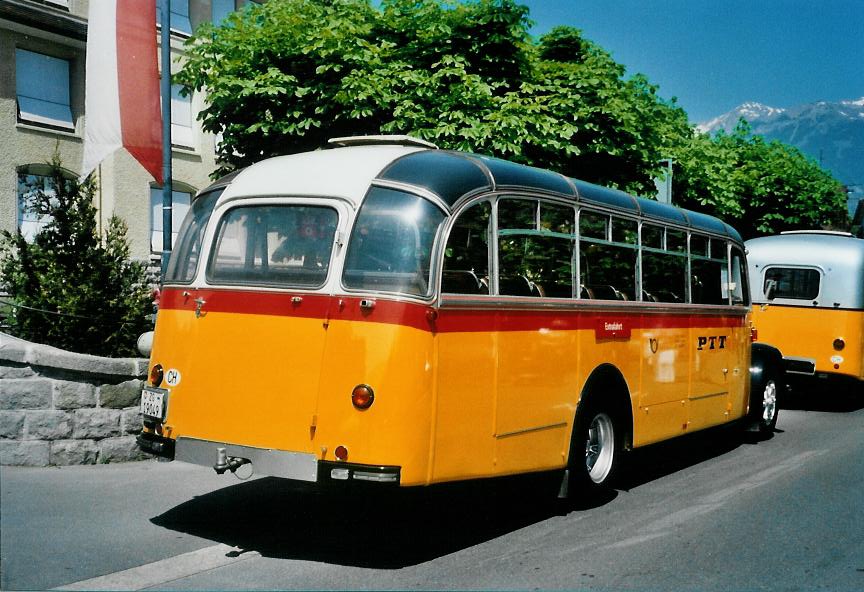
[159,288,746,333]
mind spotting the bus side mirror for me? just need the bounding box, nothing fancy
[764,279,777,301]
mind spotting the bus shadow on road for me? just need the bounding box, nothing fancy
[614,426,748,492]
[150,471,575,568]
[782,376,864,413]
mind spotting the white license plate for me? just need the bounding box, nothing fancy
[140,388,167,420]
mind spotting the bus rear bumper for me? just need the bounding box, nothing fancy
[137,433,402,486]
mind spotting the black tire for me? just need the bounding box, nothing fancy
[568,402,623,496]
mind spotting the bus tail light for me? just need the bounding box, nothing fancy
[149,364,164,387]
[351,384,374,409]
[750,326,758,342]
[833,338,845,351]
[335,445,349,461]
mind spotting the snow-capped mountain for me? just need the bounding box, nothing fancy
[698,97,864,216]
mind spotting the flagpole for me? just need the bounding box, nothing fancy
[160,0,173,280]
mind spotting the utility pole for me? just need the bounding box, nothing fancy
[160,0,173,280]
[655,158,673,204]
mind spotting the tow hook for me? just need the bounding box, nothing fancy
[213,447,251,475]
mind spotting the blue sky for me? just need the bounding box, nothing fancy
[520,0,864,123]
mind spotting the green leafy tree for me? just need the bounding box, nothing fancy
[0,155,153,357]
[670,121,848,238]
[178,0,846,234]
[178,0,689,195]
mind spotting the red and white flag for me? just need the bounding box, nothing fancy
[81,0,162,183]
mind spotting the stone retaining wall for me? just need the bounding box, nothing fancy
[0,333,150,466]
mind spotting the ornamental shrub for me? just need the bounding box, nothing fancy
[0,154,152,357]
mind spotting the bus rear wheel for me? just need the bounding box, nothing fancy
[568,404,622,498]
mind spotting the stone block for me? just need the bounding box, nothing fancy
[121,407,143,435]
[30,346,145,379]
[0,378,52,410]
[51,440,99,465]
[0,440,49,466]
[0,362,35,379]
[99,436,147,463]
[25,410,73,440]
[0,335,29,364]
[54,380,96,410]
[73,409,121,439]
[99,380,143,409]
[0,411,25,439]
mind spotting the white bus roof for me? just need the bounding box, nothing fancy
[746,233,864,307]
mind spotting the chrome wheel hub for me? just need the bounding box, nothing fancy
[763,380,777,424]
[585,412,615,484]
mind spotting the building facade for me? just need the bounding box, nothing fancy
[0,0,250,268]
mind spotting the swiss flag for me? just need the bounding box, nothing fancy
[81,0,162,183]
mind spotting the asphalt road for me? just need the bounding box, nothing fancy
[2,390,863,591]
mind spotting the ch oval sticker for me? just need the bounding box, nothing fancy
[165,368,181,387]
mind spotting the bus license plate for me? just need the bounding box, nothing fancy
[140,388,167,421]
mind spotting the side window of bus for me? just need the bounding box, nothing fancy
[690,234,727,305]
[208,205,338,288]
[641,224,687,303]
[165,189,222,283]
[763,267,821,300]
[442,201,491,294]
[497,198,575,298]
[578,211,637,301]
[343,187,446,297]
[730,247,749,305]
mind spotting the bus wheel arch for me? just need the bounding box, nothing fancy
[563,364,633,498]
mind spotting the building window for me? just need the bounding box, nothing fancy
[15,49,74,131]
[150,187,192,252]
[17,170,59,242]
[171,84,194,148]
[157,0,192,36]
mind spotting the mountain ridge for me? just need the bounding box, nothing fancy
[697,97,864,217]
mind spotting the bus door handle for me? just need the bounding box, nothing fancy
[194,297,206,318]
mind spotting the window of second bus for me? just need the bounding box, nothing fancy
[764,267,821,301]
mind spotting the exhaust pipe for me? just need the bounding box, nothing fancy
[213,447,251,475]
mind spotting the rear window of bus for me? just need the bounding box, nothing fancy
[207,204,338,288]
[764,267,821,300]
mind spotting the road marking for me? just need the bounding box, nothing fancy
[53,543,260,591]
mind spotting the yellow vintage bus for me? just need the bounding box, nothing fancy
[138,136,781,497]
[747,231,864,391]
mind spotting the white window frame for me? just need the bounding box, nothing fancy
[17,170,58,242]
[15,49,74,131]
[171,84,194,148]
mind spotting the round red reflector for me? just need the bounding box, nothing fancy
[833,338,845,351]
[351,384,374,409]
[335,445,348,461]
[149,364,164,387]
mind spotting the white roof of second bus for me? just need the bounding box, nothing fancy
[746,232,864,306]
[217,144,426,207]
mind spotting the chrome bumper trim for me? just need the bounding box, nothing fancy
[175,437,318,482]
